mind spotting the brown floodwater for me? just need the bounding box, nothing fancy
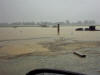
[0,26,100,41]
[0,26,100,75]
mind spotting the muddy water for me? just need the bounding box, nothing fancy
[0,26,100,75]
[0,26,100,41]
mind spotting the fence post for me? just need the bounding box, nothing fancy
[57,24,60,35]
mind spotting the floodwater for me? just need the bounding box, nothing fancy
[0,26,100,41]
[0,26,100,75]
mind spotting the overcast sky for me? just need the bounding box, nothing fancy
[0,0,100,24]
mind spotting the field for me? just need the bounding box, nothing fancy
[0,26,100,75]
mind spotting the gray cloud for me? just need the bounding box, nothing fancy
[0,0,100,24]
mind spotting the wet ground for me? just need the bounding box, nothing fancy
[0,26,100,75]
[0,50,100,75]
[0,38,100,75]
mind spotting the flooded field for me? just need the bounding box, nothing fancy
[0,26,100,41]
[0,26,100,75]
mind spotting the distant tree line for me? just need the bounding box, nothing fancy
[66,20,96,25]
[0,20,96,26]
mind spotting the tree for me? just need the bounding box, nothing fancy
[66,20,70,25]
[77,20,82,25]
[88,20,96,25]
[84,20,89,25]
